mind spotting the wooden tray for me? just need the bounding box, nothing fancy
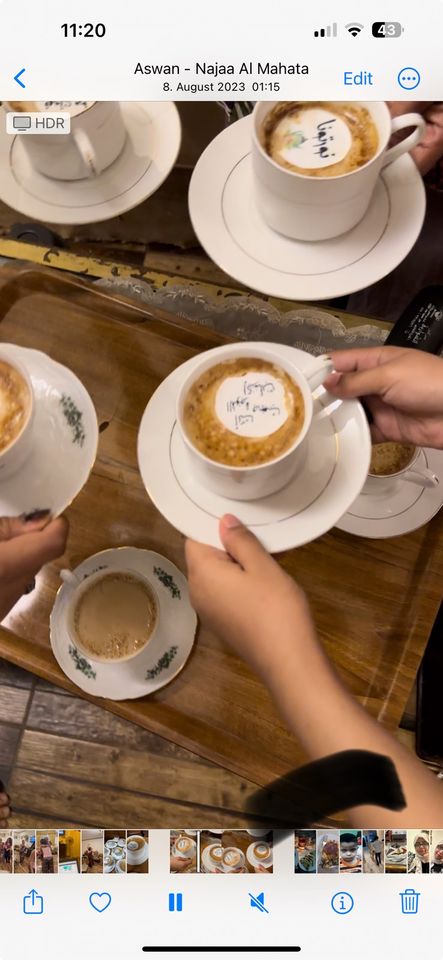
[0,266,442,790]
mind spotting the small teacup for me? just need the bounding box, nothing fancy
[177,343,333,501]
[4,101,126,180]
[0,349,35,479]
[362,442,439,496]
[60,567,158,664]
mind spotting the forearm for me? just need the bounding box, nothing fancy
[265,623,443,825]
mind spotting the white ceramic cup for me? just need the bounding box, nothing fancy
[177,343,334,501]
[60,566,158,663]
[126,836,149,866]
[173,837,196,859]
[362,447,439,496]
[0,349,35,479]
[222,847,245,873]
[5,101,127,180]
[252,101,426,240]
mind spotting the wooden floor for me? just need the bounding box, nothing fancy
[0,657,260,828]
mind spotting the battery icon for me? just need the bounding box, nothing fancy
[372,21,404,37]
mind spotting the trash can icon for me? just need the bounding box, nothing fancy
[400,889,420,914]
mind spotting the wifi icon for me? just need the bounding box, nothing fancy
[345,21,364,36]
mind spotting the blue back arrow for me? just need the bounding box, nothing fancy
[14,69,26,88]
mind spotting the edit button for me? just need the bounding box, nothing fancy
[344,71,374,86]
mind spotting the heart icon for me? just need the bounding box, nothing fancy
[89,892,112,913]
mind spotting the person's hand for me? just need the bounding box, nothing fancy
[185,514,317,684]
[0,511,69,621]
[388,102,443,175]
[170,856,192,872]
[325,347,443,449]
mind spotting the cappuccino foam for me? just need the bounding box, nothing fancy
[261,102,379,177]
[0,360,31,453]
[183,358,304,467]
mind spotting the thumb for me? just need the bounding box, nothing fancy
[219,514,272,572]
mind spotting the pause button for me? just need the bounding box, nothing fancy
[168,893,183,912]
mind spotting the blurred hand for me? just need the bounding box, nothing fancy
[388,101,443,175]
[170,856,192,872]
[185,515,316,683]
[325,347,443,449]
[0,512,69,621]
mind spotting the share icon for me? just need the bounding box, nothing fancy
[249,892,269,914]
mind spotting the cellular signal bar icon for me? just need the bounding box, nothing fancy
[314,22,337,37]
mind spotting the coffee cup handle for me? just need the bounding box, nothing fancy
[382,113,426,169]
[403,467,439,489]
[303,355,335,392]
[60,568,82,587]
[72,128,101,178]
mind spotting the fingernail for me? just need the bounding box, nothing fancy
[222,514,243,529]
[23,509,51,522]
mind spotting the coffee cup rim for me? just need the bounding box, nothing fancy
[252,100,391,182]
[0,349,34,456]
[176,344,314,473]
[66,567,159,665]
[367,445,418,479]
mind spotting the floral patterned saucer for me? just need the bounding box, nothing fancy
[0,343,98,518]
[50,547,197,700]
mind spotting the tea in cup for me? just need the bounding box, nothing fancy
[363,442,439,495]
[251,100,426,240]
[61,568,158,663]
[177,343,333,500]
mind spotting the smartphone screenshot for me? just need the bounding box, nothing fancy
[0,1,442,957]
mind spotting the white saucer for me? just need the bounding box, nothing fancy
[137,343,371,552]
[50,547,197,700]
[246,842,273,870]
[0,344,98,518]
[0,102,181,224]
[188,117,426,301]
[201,844,222,874]
[336,447,443,538]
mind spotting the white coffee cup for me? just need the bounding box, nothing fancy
[60,566,158,663]
[0,349,35,479]
[252,101,426,241]
[177,343,333,501]
[5,101,126,180]
[126,836,149,866]
[173,836,196,859]
[221,847,245,873]
[362,447,439,496]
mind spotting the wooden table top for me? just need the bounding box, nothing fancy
[0,265,442,807]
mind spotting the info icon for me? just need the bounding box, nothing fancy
[331,892,354,915]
